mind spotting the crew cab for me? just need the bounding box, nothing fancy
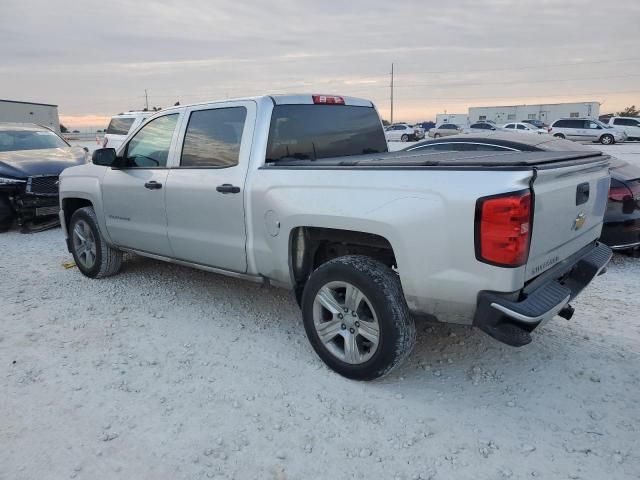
[59,94,612,380]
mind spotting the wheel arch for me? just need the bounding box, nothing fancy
[288,226,397,304]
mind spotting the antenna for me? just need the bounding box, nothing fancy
[390,63,394,124]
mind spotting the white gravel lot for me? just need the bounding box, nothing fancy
[2,143,640,480]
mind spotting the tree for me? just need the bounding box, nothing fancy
[381,119,390,126]
[617,105,639,117]
[59,123,68,133]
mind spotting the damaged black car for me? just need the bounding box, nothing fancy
[0,123,88,232]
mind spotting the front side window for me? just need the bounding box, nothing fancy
[587,121,601,130]
[124,114,178,168]
[504,124,515,129]
[516,124,527,130]
[181,107,247,168]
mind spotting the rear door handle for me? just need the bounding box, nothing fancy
[144,181,162,190]
[216,184,241,194]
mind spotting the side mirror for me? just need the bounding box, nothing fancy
[92,148,118,167]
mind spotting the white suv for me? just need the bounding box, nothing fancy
[549,118,626,145]
[607,117,640,141]
[103,112,150,151]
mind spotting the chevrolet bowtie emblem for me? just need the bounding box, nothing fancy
[573,213,586,230]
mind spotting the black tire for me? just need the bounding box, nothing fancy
[69,206,123,278]
[301,255,416,380]
[600,134,614,145]
[553,133,565,139]
[434,133,441,138]
[0,194,15,233]
[401,134,409,142]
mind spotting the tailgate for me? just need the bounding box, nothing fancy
[526,157,610,280]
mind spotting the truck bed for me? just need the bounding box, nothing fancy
[265,149,609,169]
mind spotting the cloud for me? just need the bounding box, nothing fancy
[2,0,638,127]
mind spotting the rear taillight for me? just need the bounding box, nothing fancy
[608,185,632,202]
[476,191,532,267]
[312,95,345,105]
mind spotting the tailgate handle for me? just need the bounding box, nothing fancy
[576,182,590,205]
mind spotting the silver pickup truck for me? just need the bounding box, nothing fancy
[59,94,612,380]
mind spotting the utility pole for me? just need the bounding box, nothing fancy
[390,63,394,124]
[144,89,149,111]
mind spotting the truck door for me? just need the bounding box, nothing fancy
[164,101,256,273]
[102,112,181,257]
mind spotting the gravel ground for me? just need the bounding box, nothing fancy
[2,141,640,480]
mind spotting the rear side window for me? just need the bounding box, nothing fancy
[266,105,387,162]
[181,107,247,167]
[106,117,135,135]
[614,118,639,126]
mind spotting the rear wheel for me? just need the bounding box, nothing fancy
[301,255,416,380]
[553,133,565,139]
[600,134,614,145]
[69,206,123,278]
[434,133,441,138]
[0,194,15,233]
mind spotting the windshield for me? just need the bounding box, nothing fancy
[266,105,387,162]
[0,130,69,152]
[106,117,136,135]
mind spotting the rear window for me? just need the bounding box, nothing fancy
[106,117,136,135]
[265,105,387,162]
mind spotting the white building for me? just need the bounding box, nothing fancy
[435,113,469,127]
[468,102,600,126]
[0,99,60,132]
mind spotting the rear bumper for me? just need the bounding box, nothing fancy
[473,242,612,346]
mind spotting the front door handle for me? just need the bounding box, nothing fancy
[144,181,162,190]
[216,184,241,194]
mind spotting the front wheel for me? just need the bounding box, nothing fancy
[401,134,409,142]
[69,206,123,278]
[434,133,441,138]
[553,133,565,139]
[301,255,416,380]
[600,134,614,145]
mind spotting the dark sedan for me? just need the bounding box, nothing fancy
[404,132,640,251]
[0,123,88,231]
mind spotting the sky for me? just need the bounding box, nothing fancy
[1,0,639,130]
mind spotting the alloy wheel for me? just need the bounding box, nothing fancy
[312,281,380,364]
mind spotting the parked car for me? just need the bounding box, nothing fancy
[502,122,549,134]
[522,119,549,129]
[0,123,88,231]
[549,118,626,145]
[103,112,150,151]
[606,117,640,141]
[385,123,420,142]
[467,122,499,132]
[59,94,611,380]
[405,132,640,250]
[428,123,463,138]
